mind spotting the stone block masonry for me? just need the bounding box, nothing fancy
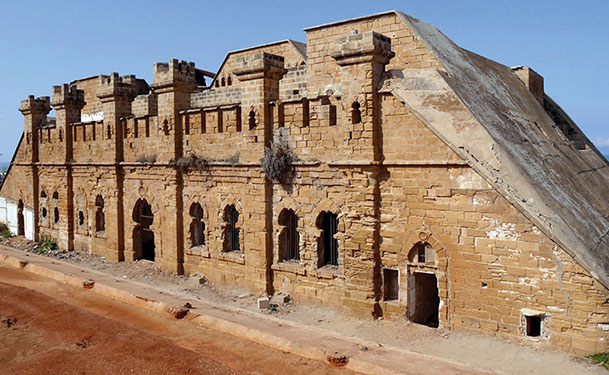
[1,10,608,355]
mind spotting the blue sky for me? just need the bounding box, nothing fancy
[0,0,607,164]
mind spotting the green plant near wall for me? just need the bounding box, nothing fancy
[36,236,59,254]
[589,353,609,369]
[0,222,11,238]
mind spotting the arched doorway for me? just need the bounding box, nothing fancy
[17,200,25,236]
[407,242,440,328]
[133,199,155,261]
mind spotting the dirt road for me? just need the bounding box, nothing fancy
[0,266,355,375]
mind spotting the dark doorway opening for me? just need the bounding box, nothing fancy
[383,268,399,301]
[526,315,542,337]
[409,272,439,328]
[133,199,155,261]
[17,200,25,236]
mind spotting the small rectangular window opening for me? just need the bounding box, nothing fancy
[383,268,399,301]
[329,105,337,126]
[526,315,542,337]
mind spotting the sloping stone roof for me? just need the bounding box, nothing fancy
[383,11,609,288]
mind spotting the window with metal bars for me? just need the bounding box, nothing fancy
[318,212,339,267]
[223,205,240,252]
[279,209,299,261]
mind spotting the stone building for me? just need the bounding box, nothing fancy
[1,11,608,355]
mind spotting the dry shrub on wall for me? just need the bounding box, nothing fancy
[170,152,240,172]
[261,141,296,183]
[136,155,157,165]
[171,153,211,172]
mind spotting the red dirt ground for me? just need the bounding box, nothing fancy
[0,266,355,375]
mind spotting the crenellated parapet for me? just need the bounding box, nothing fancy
[96,73,146,103]
[19,95,51,117]
[331,31,394,66]
[19,95,51,163]
[233,52,286,81]
[152,59,197,92]
[51,84,85,110]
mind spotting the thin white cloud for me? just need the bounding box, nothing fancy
[593,137,609,147]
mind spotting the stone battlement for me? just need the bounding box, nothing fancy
[51,84,85,108]
[96,73,141,101]
[19,95,51,115]
[153,59,197,88]
[233,52,286,80]
[331,31,395,65]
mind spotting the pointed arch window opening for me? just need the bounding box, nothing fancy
[95,195,105,233]
[279,209,300,262]
[190,203,205,248]
[223,205,240,252]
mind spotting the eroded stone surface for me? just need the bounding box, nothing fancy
[1,10,607,355]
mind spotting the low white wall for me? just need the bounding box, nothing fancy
[0,197,6,226]
[6,200,17,234]
[0,195,34,239]
[24,207,34,240]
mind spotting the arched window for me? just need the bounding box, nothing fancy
[189,203,205,247]
[278,209,299,261]
[40,191,47,222]
[248,111,256,130]
[351,102,361,124]
[221,77,226,87]
[77,210,85,228]
[52,192,59,225]
[133,198,155,261]
[215,80,220,88]
[317,211,338,267]
[95,195,105,232]
[162,120,169,135]
[17,200,24,236]
[408,242,434,265]
[227,76,232,86]
[223,205,240,252]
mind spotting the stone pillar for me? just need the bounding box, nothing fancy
[152,59,197,274]
[96,73,139,261]
[19,96,50,163]
[19,96,51,241]
[331,31,394,316]
[51,84,85,251]
[97,73,139,162]
[331,31,394,161]
[234,52,286,293]
[233,52,286,151]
